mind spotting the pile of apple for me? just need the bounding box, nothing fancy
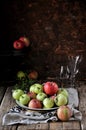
[13,36,30,50]
[12,81,69,109]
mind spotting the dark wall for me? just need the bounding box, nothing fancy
[0,0,86,82]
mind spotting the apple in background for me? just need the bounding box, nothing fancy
[13,40,25,49]
[29,83,43,94]
[17,71,26,80]
[19,36,30,47]
[57,105,72,121]
[43,81,59,96]
[19,94,30,105]
[28,71,38,80]
[36,92,47,101]
[57,88,68,98]
[54,94,68,107]
[27,92,36,99]
[12,89,24,100]
[43,98,54,108]
[28,99,42,109]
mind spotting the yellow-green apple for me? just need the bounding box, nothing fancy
[54,94,68,107]
[57,88,68,98]
[12,89,24,100]
[19,36,30,47]
[43,81,59,96]
[13,40,25,49]
[36,92,47,101]
[19,94,30,105]
[28,99,42,109]
[57,105,72,121]
[43,98,54,108]
[17,71,26,80]
[29,83,43,94]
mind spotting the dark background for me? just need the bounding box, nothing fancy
[0,0,86,84]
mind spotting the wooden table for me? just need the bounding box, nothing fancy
[0,83,86,130]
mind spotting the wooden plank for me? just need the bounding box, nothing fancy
[0,86,18,130]
[0,86,7,104]
[49,122,63,130]
[77,85,86,130]
[63,121,80,130]
[18,123,49,130]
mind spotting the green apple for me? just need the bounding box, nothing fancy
[17,71,26,79]
[19,94,30,105]
[12,89,24,100]
[36,92,47,101]
[29,83,43,94]
[43,98,54,108]
[54,94,68,107]
[57,88,68,98]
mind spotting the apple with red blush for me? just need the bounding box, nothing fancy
[57,105,72,121]
[28,99,42,109]
[13,40,25,50]
[28,71,38,80]
[43,81,59,96]
[19,36,30,47]
[50,95,56,101]
[27,92,36,99]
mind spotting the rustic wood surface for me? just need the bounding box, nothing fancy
[0,83,86,130]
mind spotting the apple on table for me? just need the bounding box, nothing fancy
[57,105,72,121]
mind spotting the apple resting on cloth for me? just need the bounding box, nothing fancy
[43,81,59,96]
[28,99,42,109]
[57,105,72,121]
[13,40,25,50]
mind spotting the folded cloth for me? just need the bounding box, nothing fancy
[2,105,82,126]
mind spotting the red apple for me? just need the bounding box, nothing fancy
[27,92,36,99]
[13,40,25,49]
[28,71,38,80]
[57,105,72,121]
[19,36,30,47]
[28,99,42,109]
[43,81,59,96]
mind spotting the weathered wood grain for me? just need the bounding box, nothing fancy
[0,86,18,130]
[78,84,86,130]
[0,86,7,104]
[18,123,49,130]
